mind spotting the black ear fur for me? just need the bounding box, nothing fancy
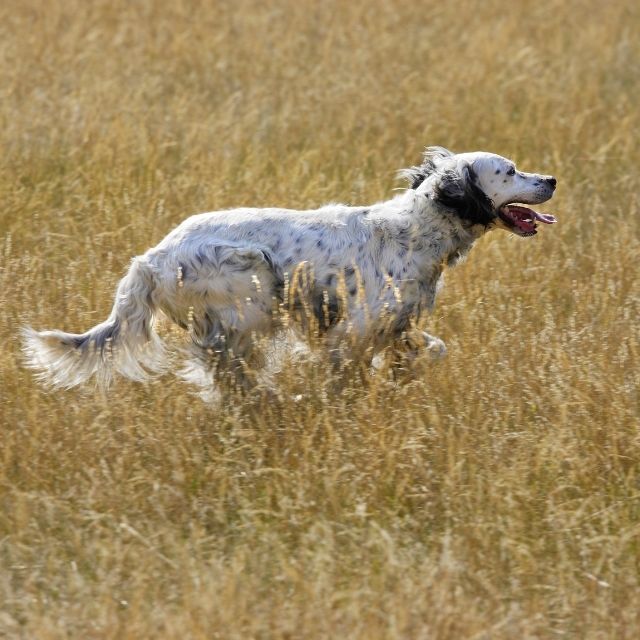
[400,146,454,189]
[434,165,496,226]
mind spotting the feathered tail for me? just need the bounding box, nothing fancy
[22,256,167,389]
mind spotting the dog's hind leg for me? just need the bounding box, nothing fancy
[183,315,264,395]
[170,241,284,396]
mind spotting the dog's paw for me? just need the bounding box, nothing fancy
[423,333,447,360]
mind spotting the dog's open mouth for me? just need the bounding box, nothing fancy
[498,205,557,237]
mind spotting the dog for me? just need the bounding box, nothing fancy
[22,146,557,392]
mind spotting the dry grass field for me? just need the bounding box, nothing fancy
[1,0,640,637]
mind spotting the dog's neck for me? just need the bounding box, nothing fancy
[400,189,486,265]
[364,190,486,316]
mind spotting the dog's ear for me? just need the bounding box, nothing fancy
[434,164,495,226]
[399,146,454,189]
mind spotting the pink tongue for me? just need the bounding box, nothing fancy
[509,205,557,225]
[532,211,557,224]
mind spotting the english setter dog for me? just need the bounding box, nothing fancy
[23,147,557,392]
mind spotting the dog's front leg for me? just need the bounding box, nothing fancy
[419,331,447,360]
[397,327,447,360]
[377,326,447,381]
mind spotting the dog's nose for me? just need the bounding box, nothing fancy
[547,177,557,188]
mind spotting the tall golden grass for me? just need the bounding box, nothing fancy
[1,0,639,637]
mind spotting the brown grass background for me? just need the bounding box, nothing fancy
[1,0,640,637]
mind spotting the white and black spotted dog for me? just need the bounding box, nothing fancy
[23,146,557,392]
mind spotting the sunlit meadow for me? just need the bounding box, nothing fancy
[1,0,639,637]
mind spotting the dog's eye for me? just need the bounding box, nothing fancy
[506,167,516,176]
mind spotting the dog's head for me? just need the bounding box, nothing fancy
[403,147,557,237]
